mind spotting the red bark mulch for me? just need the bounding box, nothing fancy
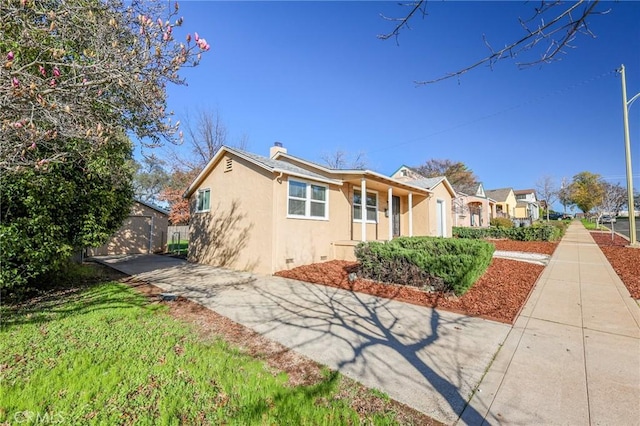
[488,239,558,255]
[590,231,640,299]
[275,255,546,325]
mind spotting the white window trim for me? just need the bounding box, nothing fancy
[353,189,378,224]
[286,178,329,221]
[196,188,211,213]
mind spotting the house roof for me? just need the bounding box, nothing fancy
[408,176,457,198]
[274,152,433,195]
[134,198,170,215]
[184,146,342,198]
[485,188,513,202]
[514,189,537,196]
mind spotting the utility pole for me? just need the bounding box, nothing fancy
[619,64,638,246]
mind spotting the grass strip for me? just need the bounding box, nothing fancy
[1,278,400,425]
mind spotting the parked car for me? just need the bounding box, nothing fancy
[600,215,616,223]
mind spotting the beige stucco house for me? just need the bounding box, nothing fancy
[390,165,493,228]
[485,188,517,218]
[184,144,454,275]
[452,183,496,227]
[390,165,456,236]
[87,200,169,256]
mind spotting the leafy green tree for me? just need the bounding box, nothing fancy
[1,136,134,293]
[133,154,170,205]
[568,171,604,214]
[415,159,478,189]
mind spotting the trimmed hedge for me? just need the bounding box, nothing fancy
[355,237,494,296]
[453,221,567,241]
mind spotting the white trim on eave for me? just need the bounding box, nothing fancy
[183,146,343,199]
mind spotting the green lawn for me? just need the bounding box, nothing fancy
[581,218,604,230]
[1,272,402,425]
[168,239,188,255]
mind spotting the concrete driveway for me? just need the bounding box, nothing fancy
[93,254,511,425]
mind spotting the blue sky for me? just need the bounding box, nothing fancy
[154,0,640,198]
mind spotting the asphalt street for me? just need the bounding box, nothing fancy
[609,217,640,242]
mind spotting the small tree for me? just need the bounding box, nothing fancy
[536,175,557,221]
[558,177,574,214]
[569,171,604,216]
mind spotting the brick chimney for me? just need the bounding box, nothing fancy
[270,141,287,158]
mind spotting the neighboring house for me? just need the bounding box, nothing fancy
[87,199,169,256]
[391,165,493,228]
[184,144,454,275]
[452,182,495,228]
[485,188,517,218]
[390,166,456,236]
[513,189,540,221]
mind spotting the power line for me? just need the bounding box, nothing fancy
[369,68,619,153]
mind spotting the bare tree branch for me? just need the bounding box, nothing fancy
[378,0,609,85]
[320,149,368,170]
[377,1,427,44]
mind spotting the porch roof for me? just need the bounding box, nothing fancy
[340,171,431,196]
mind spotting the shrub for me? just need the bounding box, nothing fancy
[453,221,566,242]
[490,217,513,228]
[355,237,494,296]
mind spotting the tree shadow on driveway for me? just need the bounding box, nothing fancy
[225,277,505,425]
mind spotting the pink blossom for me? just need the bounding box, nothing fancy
[163,32,169,41]
[14,121,23,128]
[7,51,14,61]
[12,77,19,87]
[53,67,60,77]
[196,38,210,51]
[39,65,46,76]
[194,32,199,42]
[157,18,163,27]
[50,79,56,87]
[29,142,36,150]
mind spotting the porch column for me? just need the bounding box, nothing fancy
[408,192,413,237]
[388,187,393,240]
[361,178,367,242]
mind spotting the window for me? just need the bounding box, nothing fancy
[196,189,210,212]
[287,179,328,219]
[353,190,377,222]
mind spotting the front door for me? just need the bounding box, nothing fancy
[392,196,401,237]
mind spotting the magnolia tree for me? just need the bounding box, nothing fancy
[1,0,210,293]
[1,0,210,172]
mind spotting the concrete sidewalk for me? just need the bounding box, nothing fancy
[462,221,640,425]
